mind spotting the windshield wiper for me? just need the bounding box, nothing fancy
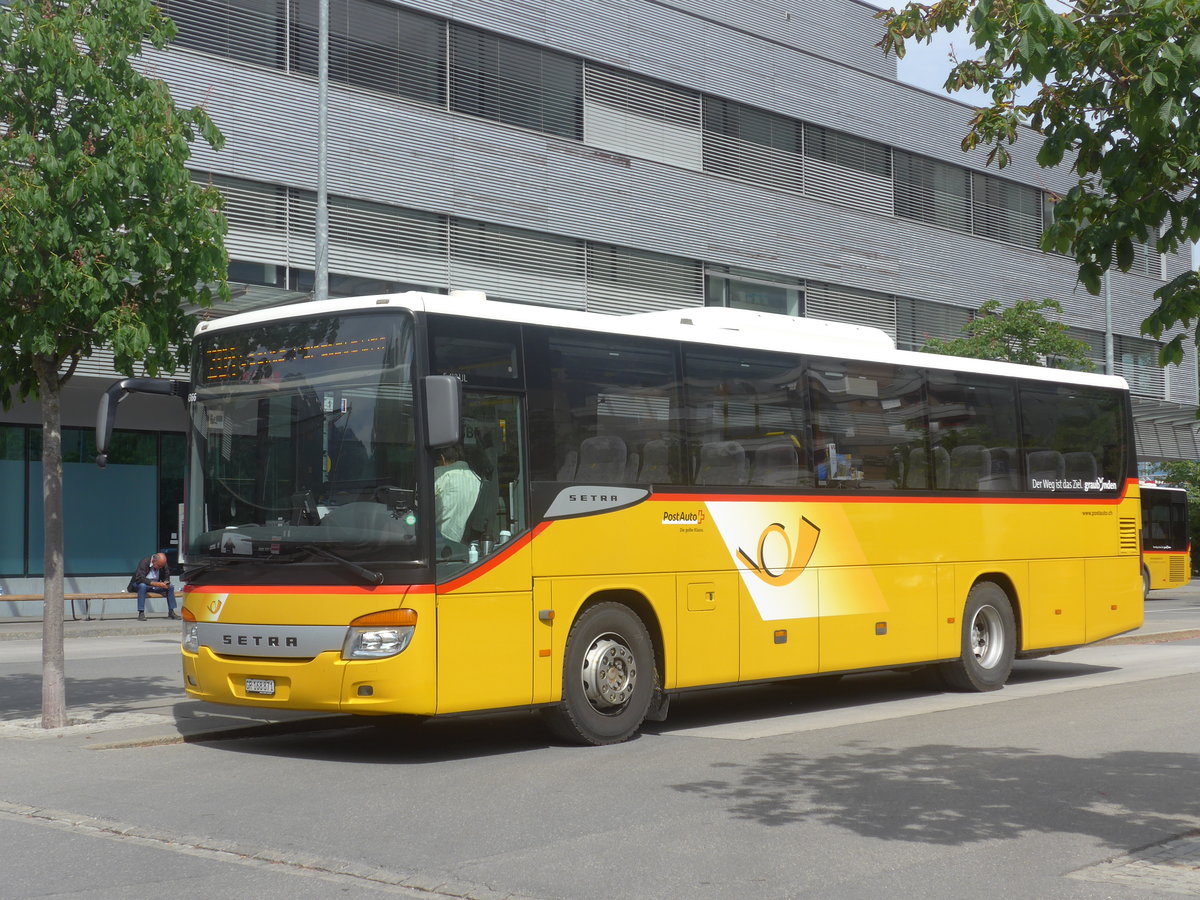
[182,559,238,582]
[281,544,385,586]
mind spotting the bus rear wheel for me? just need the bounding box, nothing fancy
[542,602,656,746]
[938,581,1014,692]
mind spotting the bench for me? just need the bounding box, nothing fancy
[0,592,140,621]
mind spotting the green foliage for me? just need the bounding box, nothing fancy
[878,0,1200,365]
[0,0,229,406]
[922,298,1095,368]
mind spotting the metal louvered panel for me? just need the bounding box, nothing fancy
[584,64,700,127]
[585,244,703,315]
[895,297,971,351]
[1128,240,1164,280]
[1117,363,1167,400]
[583,65,703,169]
[74,347,122,380]
[805,281,897,338]
[1118,518,1139,554]
[198,174,289,265]
[804,158,894,216]
[449,220,587,308]
[1116,334,1167,400]
[287,0,446,105]
[972,173,1043,249]
[329,198,447,284]
[893,151,973,234]
[702,132,803,196]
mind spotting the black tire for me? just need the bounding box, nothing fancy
[542,602,656,745]
[937,581,1015,692]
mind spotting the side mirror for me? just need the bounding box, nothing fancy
[96,378,189,467]
[424,375,462,449]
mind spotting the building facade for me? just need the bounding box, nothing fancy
[2,0,1197,596]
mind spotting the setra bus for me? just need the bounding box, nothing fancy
[96,290,1144,744]
[1139,482,1191,594]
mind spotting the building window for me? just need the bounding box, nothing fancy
[705,266,804,317]
[4,427,173,576]
[894,150,972,233]
[449,24,582,139]
[972,172,1043,248]
[1116,334,1166,399]
[288,0,445,104]
[586,244,703,315]
[895,296,971,352]
[803,124,891,179]
[160,0,286,69]
[583,64,703,169]
[702,97,803,193]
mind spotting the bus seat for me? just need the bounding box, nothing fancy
[623,451,640,482]
[637,439,671,483]
[557,449,578,481]
[1064,451,1098,481]
[750,439,799,486]
[985,447,1020,490]
[576,435,628,483]
[906,447,928,489]
[933,446,950,488]
[1027,450,1065,483]
[698,440,748,485]
[948,444,991,491]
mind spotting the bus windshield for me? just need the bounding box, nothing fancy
[185,311,419,567]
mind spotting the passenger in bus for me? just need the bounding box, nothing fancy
[434,444,481,543]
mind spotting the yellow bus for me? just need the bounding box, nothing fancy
[1140,483,1191,593]
[97,291,1144,744]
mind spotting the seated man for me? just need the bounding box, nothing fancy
[127,552,178,621]
[434,445,481,543]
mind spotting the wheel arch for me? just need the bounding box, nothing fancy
[573,588,666,686]
[969,571,1024,653]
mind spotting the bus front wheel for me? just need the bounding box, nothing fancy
[543,602,656,746]
[938,581,1015,692]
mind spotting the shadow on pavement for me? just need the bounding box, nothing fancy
[0,672,179,721]
[184,657,1118,763]
[669,741,1200,852]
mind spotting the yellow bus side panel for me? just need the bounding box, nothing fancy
[678,574,740,687]
[737,569,819,682]
[818,565,938,672]
[435,591,534,714]
[1085,557,1143,643]
[1025,560,1086,649]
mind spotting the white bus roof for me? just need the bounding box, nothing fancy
[195,289,1130,392]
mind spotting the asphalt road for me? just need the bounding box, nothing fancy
[1,587,1198,899]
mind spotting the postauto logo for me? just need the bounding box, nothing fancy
[661,508,706,525]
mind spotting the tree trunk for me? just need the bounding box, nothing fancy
[34,355,67,729]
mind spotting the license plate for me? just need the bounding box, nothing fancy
[245,678,275,696]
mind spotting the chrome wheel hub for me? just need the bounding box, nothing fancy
[581,635,636,710]
[970,605,1004,669]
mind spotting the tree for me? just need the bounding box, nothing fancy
[922,298,1095,368]
[877,0,1200,364]
[0,0,228,727]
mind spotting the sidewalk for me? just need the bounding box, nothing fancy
[0,613,347,745]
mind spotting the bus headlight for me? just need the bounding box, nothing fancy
[342,608,418,660]
[181,607,199,653]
